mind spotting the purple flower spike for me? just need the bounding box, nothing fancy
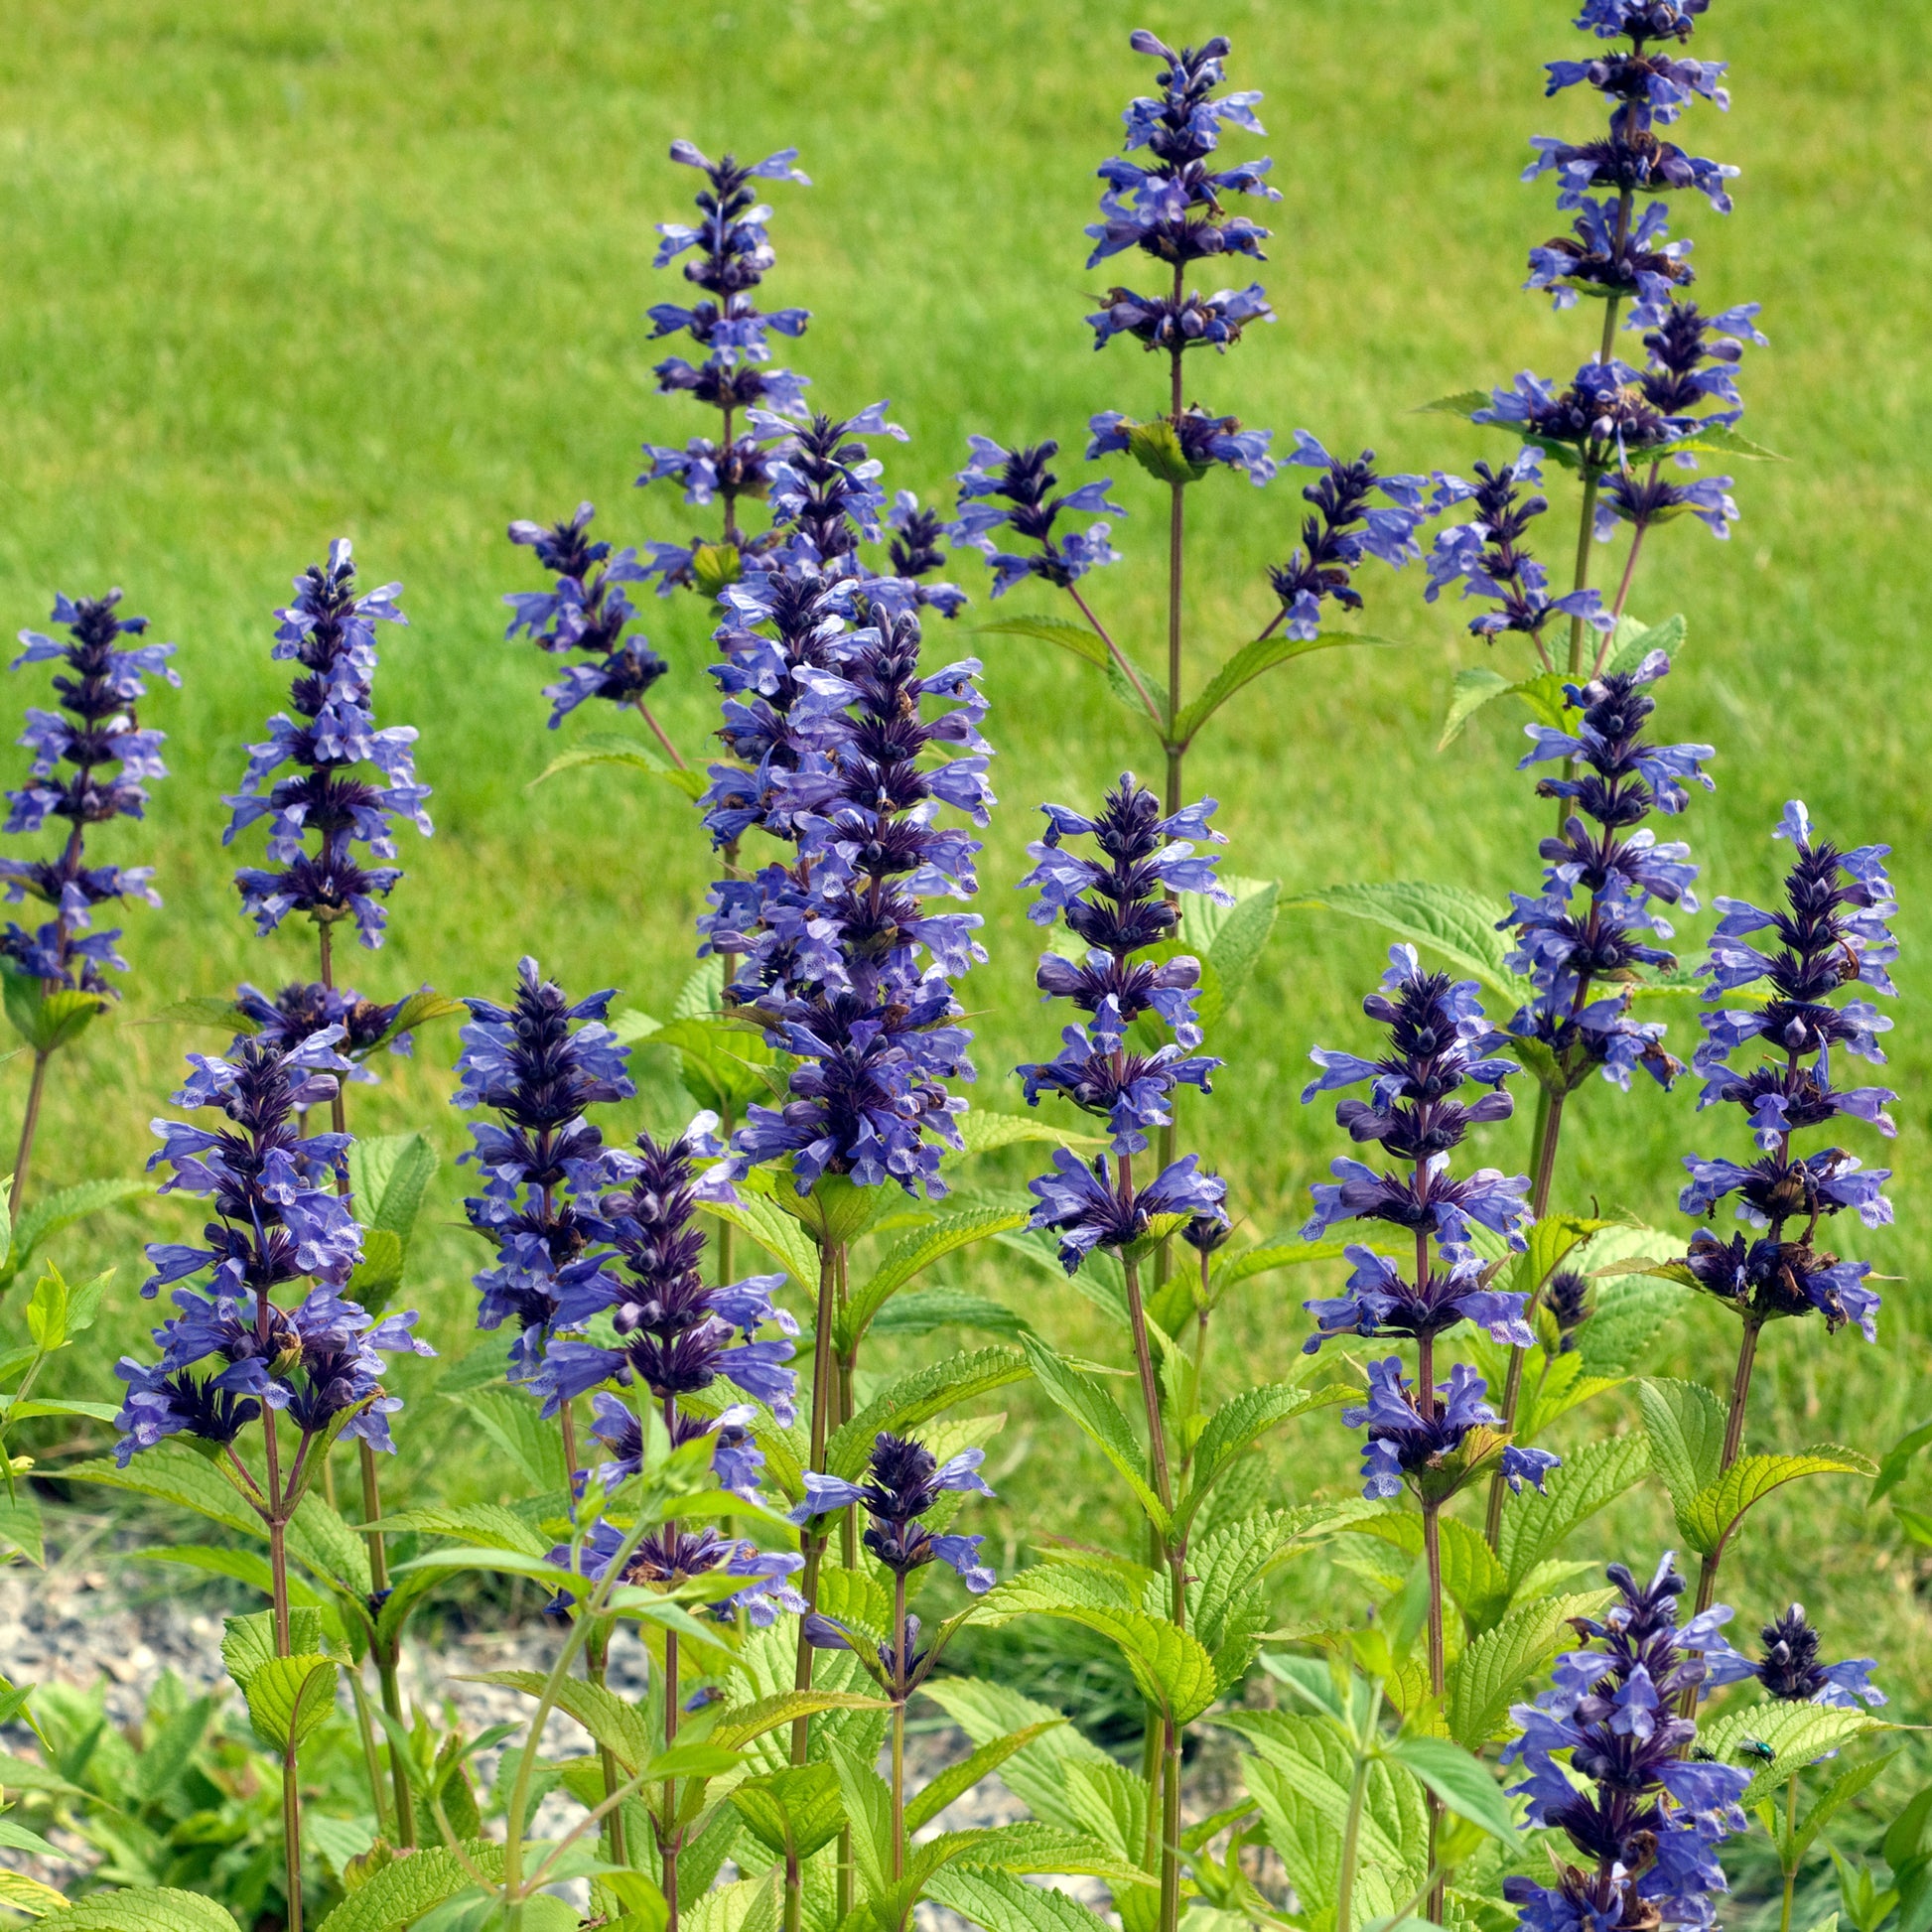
[1,590,176,998]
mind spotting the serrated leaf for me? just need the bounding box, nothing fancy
[313,1838,507,1931]
[1438,667,1512,751]
[1602,613,1689,680]
[1284,881,1529,1005]
[1416,389,1493,419]
[1446,1591,1616,1746]
[1514,1348,1625,1443]
[467,1668,658,1772]
[1792,1748,1901,1862]
[1697,1701,1887,1802]
[826,1732,896,1896]
[1496,1435,1651,1588]
[971,612,1111,668]
[2,1176,149,1289]
[708,1195,820,1291]
[1199,880,1279,1027]
[221,1606,326,1692]
[1179,1381,1344,1533]
[451,1384,570,1494]
[827,1347,1030,1480]
[1,968,105,1054]
[1175,633,1413,749]
[288,1491,374,1597]
[350,1131,439,1244]
[375,1501,549,1556]
[1020,1334,1168,1533]
[1681,1447,1876,1559]
[1387,1735,1519,1843]
[642,1013,778,1115]
[916,1678,1117,1836]
[837,1205,1030,1351]
[979,1568,1218,1723]
[1346,1512,1512,1633]
[531,730,707,799]
[926,1863,1115,1932]
[128,1543,326,1607]
[63,1444,259,1537]
[0,1869,71,1915]
[32,1890,243,1930]
[710,1689,890,1753]
[904,1721,1068,1833]
[1639,1378,1726,1529]
[1208,1238,1353,1294]
[731,1763,845,1861]
[244,1653,337,1752]
[948,1109,1106,1163]
[0,1491,41,1567]
[869,1286,1028,1340]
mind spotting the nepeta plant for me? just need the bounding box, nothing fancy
[1,591,175,1211]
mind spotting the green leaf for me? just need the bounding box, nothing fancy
[1496,1435,1651,1588]
[0,1869,71,1916]
[1020,1334,1168,1533]
[1871,1421,1932,1507]
[708,1193,820,1294]
[1175,633,1412,750]
[1416,389,1493,419]
[1386,1735,1518,1843]
[128,1543,326,1607]
[468,1668,659,1772]
[925,1863,1114,1932]
[375,1501,550,1557]
[62,1444,260,1537]
[1199,880,1279,1027]
[1602,614,1688,680]
[531,730,707,800]
[971,612,1110,669]
[314,1839,507,1931]
[1283,881,1528,1005]
[30,1890,244,1930]
[1679,424,1784,462]
[287,1491,373,1597]
[1438,667,1511,751]
[1178,1381,1339,1533]
[948,1109,1106,1163]
[451,1384,570,1493]
[827,1347,1031,1480]
[731,1763,846,1862]
[837,1205,1031,1351]
[709,1689,892,1754]
[350,1131,440,1243]
[1208,1239,1352,1295]
[1125,415,1212,484]
[1446,1591,1616,1747]
[979,1568,1219,1723]
[0,1490,44,1566]
[2,1176,150,1289]
[904,1721,1069,1834]
[869,1286,1028,1340]
[1639,1378,1726,1531]
[348,1227,406,1307]
[1,968,105,1054]
[222,1606,326,1691]
[826,1732,897,1897]
[1697,1701,1889,1802]
[692,540,743,597]
[1681,1447,1876,1559]
[916,1678,1118,1836]
[1793,1749,1902,1863]
[642,1013,778,1115]
[244,1653,338,1751]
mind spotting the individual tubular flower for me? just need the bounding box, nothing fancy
[1501,1553,1752,1932]
[947,439,1124,599]
[1300,944,1530,1253]
[1084,31,1279,271]
[223,541,430,950]
[788,1431,996,1593]
[502,503,670,729]
[1,590,176,996]
[1345,1357,1556,1501]
[1501,650,1711,1090]
[1425,451,1611,653]
[1016,775,1229,1260]
[1701,1602,1885,1711]
[648,140,812,422]
[1677,803,1897,1341]
[547,1518,806,1626]
[1266,435,1431,639]
[452,958,635,1381]
[117,1029,433,1464]
[532,1120,798,1430]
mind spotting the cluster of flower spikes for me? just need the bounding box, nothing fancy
[0,591,175,996]
[223,540,431,950]
[718,598,990,1199]
[1502,1552,1751,1932]
[1299,944,1556,1499]
[640,139,812,538]
[114,1028,432,1466]
[1021,775,1229,1271]
[451,958,635,1383]
[794,1433,997,1673]
[1702,1599,1884,1712]
[1679,801,1898,1343]
[1499,648,1714,1090]
[503,503,669,728]
[534,1120,807,1628]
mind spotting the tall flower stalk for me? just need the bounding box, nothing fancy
[1021,773,1229,1930]
[1,591,175,1214]
[116,1030,431,1932]
[222,537,431,1840]
[1674,802,1896,1619]
[1301,945,1553,1912]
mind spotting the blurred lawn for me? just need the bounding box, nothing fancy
[2,0,1930,1769]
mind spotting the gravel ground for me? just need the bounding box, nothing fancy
[0,1534,1271,1924]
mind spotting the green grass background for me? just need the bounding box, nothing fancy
[2,0,1929,1864]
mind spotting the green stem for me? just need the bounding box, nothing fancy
[264,1411,305,1932]
[1334,1682,1385,1932]
[8,1048,51,1222]
[662,1631,680,1932]
[1160,1715,1181,1932]
[1779,1769,1802,1932]
[588,1620,627,1868]
[345,1668,394,1843]
[1689,1317,1762,1628]
[1420,1331,1447,1925]
[891,1571,907,1883]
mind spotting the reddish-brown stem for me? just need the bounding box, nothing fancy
[8,1050,50,1221]
[632,696,690,770]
